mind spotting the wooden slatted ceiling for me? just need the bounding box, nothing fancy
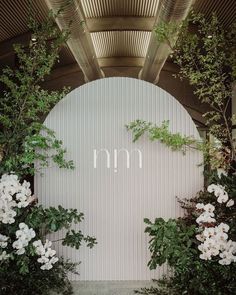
[0,0,48,42]
[194,0,236,28]
[0,0,235,67]
[91,31,151,58]
[81,0,159,17]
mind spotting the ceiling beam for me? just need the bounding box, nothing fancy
[45,58,180,82]
[87,17,154,32]
[98,57,144,68]
[0,16,155,59]
[45,0,104,82]
[139,0,195,84]
[43,58,144,82]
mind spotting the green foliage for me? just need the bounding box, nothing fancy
[136,261,236,295]
[155,12,236,161]
[144,218,196,270]
[63,230,97,249]
[126,119,230,171]
[136,172,236,295]
[128,13,236,171]
[0,11,74,177]
[0,200,96,295]
[26,205,84,233]
[126,120,196,153]
[0,258,78,295]
[0,11,94,295]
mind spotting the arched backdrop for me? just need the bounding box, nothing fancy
[35,77,203,281]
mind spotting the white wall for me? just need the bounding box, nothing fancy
[35,77,203,281]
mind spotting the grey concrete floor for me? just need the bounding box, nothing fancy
[71,281,153,295]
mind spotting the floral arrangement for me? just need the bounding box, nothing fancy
[134,173,236,295]
[130,12,236,295]
[196,183,235,265]
[0,11,96,295]
[0,173,59,269]
[0,173,96,295]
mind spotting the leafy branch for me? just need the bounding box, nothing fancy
[25,205,97,250]
[126,120,196,153]
[0,11,73,177]
[127,13,236,172]
[154,12,236,163]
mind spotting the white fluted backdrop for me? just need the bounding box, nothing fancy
[35,77,203,281]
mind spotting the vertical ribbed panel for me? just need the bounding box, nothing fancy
[35,78,203,281]
[91,31,151,58]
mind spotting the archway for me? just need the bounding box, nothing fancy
[35,77,203,281]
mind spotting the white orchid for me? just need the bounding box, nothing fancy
[0,250,10,261]
[226,199,234,207]
[12,223,36,255]
[196,203,216,225]
[0,234,9,248]
[196,186,236,265]
[207,183,229,203]
[33,239,58,271]
[0,174,32,224]
[204,204,215,213]
[196,203,205,210]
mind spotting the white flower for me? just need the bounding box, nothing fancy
[50,256,59,264]
[33,239,58,270]
[207,183,229,203]
[33,240,42,248]
[45,248,56,258]
[40,263,53,270]
[215,231,228,241]
[196,212,216,225]
[0,250,10,261]
[12,240,24,250]
[217,192,228,203]
[0,174,32,225]
[218,223,230,233]
[196,205,236,265]
[196,203,205,210]
[196,234,204,242]
[217,169,227,178]
[37,256,49,264]
[199,251,212,260]
[219,258,231,265]
[226,199,234,207]
[44,239,52,249]
[202,227,215,238]
[13,223,36,255]
[214,185,225,197]
[0,234,9,248]
[16,248,25,255]
[207,184,218,193]
[204,204,215,213]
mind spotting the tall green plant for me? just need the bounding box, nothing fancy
[127,13,236,172]
[0,11,96,295]
[0,11,74,177]
[129,12,236,295]
[155,12,236,163]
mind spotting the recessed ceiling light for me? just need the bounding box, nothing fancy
[207,35,213,39]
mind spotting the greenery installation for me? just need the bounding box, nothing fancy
[0,12,96,295]
[127,12,236,295]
